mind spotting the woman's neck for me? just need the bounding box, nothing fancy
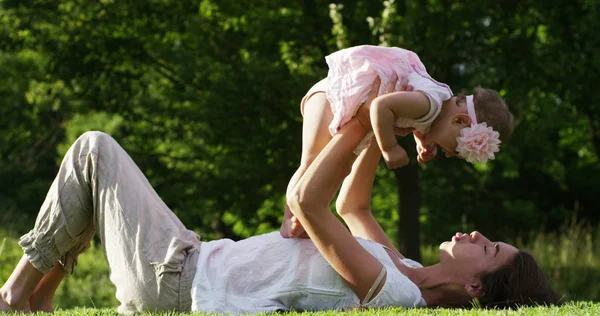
[420,285,472,307]
[384,249,473,307]
[408,263,454,287]
[405,264,472,307]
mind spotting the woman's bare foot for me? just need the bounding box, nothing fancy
[29,294,53,313]
[0,255,46,313]
[0,294,7,311]
[27,261,65,313]
[0,289,31,312]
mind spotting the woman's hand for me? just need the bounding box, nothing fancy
[355,77,382,132]
[394,127,415,136]
[355,75,414,132]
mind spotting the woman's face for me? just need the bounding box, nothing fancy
[439,231,519,277]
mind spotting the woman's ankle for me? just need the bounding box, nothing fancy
[28,261,64,313]
[29,297,53,313]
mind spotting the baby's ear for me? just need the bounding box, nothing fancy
[453,113,472,128]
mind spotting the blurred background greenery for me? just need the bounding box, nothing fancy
[1,0,599,307]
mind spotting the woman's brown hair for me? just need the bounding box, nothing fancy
[478,251,560,308]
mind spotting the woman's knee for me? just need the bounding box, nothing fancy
[77,131,116,147]
[73,131,123,157]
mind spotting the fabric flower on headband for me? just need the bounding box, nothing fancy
[456,95,501,164]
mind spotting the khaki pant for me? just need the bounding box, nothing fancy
[19,131,201,313]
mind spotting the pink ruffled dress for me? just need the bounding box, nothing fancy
[301,45,453,153]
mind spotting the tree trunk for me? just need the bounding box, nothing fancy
[212,208,237,240]
[394,160,421,262]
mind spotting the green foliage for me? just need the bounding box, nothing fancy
[53,242,118,309]
[524,221,600,302]
[1,0,600,275]
[360,0,600,246]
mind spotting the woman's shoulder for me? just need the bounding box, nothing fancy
[362,261,425,309]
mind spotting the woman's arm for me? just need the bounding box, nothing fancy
[287,80,388,302]
[334,77,412,259]
[335,138,405,259]
[288,119,384,301]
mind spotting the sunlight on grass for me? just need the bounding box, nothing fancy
[3,301,597,315]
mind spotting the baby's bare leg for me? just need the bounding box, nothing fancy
[281,92,333,238]
[29,262,66,312]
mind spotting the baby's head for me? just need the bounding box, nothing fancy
[426,88,515,163]
[465,88,515,142]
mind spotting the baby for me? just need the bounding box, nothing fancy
[320,45,514,167]
[281,45,514,238]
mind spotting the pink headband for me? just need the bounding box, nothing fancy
[456,95,501,164]
[466,95,478,124]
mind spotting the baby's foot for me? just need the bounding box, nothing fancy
[289,216,309,239]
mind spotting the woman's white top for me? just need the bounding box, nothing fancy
[191,231,426,313]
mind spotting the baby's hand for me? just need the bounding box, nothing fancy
[414,131,437,163]
[382,144,409,169]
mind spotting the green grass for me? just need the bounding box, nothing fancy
[0,302,598,315]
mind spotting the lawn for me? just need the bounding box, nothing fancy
[1,301,597,315]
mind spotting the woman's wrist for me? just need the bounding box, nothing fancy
[347,116,373,136]
[352,113,373,135]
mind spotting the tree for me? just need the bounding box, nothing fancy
[1,0,598,257]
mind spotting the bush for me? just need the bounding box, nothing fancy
[523,221,600,301]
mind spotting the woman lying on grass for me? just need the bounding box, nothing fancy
[0,78,558,314]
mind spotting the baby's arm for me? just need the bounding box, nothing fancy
[370,91,430,168]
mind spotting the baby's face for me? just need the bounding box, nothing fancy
[426,130,460,157]
[425,97,467,158]
[429,127,460,158]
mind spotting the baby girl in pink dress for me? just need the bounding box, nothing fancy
[281,45,515,238]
